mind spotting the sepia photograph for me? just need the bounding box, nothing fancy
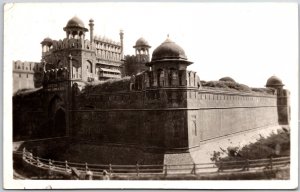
[3,1,298,190]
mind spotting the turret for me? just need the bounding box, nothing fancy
[266,75,290,125]
[40,37,53,56]
[134,37,151,64]
[146,37,193,87]
[63,16,88,39]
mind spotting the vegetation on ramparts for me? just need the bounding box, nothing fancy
[201,80,274,95]
[82,76,132,93]
[14,87,43,97]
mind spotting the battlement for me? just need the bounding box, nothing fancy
[13,60,42,73]
[93,35,121,46]
[44,38,92,53]
[13,61,45,93]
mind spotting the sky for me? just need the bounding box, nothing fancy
[4,2,298,89]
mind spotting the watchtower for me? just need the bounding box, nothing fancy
[266,75,290,125]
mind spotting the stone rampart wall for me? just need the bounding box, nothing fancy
[187,89,279,148]
[72,109,188,149]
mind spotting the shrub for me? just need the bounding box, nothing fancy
[211,127,290,163]
[201,80,274,95]
[201,80,251,92]
[82,76,132,94]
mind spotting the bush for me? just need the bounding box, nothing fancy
[201,80,274,95]
[201,80,251,92]
[82,76,132,94]
[211,127,290,162]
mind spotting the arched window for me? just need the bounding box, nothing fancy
[157,69,164,87]
[86,61,93,73]
[149,72,153,87]
[178,70,184,86]
[169,68,177,86]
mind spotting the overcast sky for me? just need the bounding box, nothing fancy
[4,2,298,88]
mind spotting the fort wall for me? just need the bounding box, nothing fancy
[13,68,285,155]
[187,88,278,148]
[13,61,44,93]
[68,71,280,152]
[72,109,188,150]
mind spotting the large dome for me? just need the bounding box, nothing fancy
[151,38,188,62]
[134,37,150,48]
[64,16,88,31]
[266,76,284,87]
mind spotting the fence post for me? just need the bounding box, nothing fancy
[85,162,88,172]
[136,163,139,177]
[28,152,33,163]
[109,164,112,175]
[36,156,41,179]
[193,163,196,175]
[244,159,249,171]
[65,160,69,172]
[246,159,249,171]
[22,148,26,159]
[270,156,273,170]
[164,164,168,176]
[49,159,52,168]
[218,160,223,172]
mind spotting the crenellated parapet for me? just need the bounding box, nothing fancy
[13,60,40,73]
[46,38,93,53]
[13,61,44,92]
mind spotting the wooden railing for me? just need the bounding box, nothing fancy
[15,148,290,179]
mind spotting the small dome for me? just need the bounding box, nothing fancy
[134,37,150,48]
[219,77,236,83]
[64,16,88,31]
[152,38,187,62]
[266,76,284,87]
[41,37,53,45]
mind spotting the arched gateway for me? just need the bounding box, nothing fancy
[48,96,66,137]
[54,108,66,136]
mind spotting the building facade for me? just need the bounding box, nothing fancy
[12,16,290,165]
[41,16,124,92]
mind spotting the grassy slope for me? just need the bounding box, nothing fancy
[211,127,290,162]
